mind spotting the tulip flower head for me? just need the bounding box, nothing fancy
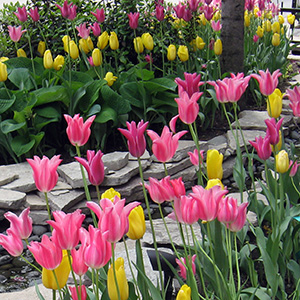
[91,8,105,23]
[69,40,79,59]
[287,13,296,25]
[90,22,101,37]
[53,55,65,71]
[76,23,90,40]
[92,48,102,66]
[167,44,176,61]
[217,196,239,224]
[29,7,39,22]
[211,20,222,31]
[176,284,191,300]
[286,86,300,117]
[203,4,215,21]
[178,45,189,62]
[8,25,26,42]
[71,245,88,276]
[249,136,272,160]
[195,36,205,50]
[214,38,223,55]
[265,117,284,146]
[188,148,204,166]
[272,33,280,46]
[104,71,117,86]
[37,41,46,56]
[267,88,283,118]
[97,31,109,49]
[175,72,204,97]
[56,1,77,19]
[127,205,146,240]
[227,202,248,232]
[0,62,8,82]
[156,5,164,21]
[109,32,119,50]
[69,285,87,300]
[142,33,154,50]
[17,48,27,57]
[128,12,140,29]
[206,149,223,180]
[43,49,53,69]
[14,6,28,22]
[206,178,224,190]
[134,37,144,53]
[176,255,196,280]
[101,187,121,201]
[183,8,192,22]
[0,231,23,257]
[289,160,300,177]
[276,150,290,173]
[174,3,186,18]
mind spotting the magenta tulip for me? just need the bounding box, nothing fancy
[128,12,140,29]
[286,86,300,117]
[68,4,77,20]
[27,155,62,193]
[4,207,32,240]
[188,0,200,12]
[118,120,148,158]
[8,25,26,42]
[249,136,272,160]
[175,195,200,224]
[227,202,248,232]
[28,7,39,22]
[14,6,27,22]
[76,23,90,39]
[217,196,239,224]
[188,149,204,166]
[175,72,204,97]
[174,3,186,18]
[265,118,284,145]
[289,161,300,177]
[56,1,76,19]
[183,8,192,22]
[0,232,23,257]
[64,114,96,147]
[69,285,87,300]
[156,5,164,21]
[203,4,215,21]
[176,254,196,280]
[91,8,105,23]
[75,150,105,186]
[47,210,85,250]
[90,22,101,37]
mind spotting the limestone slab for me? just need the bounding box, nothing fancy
[27,210,49,225]
[207,134,227,153]
[0,165,19,186]
[103,151,129,171]
[0,188,26,210]
[25,193,47,210]
[233,110,269,130]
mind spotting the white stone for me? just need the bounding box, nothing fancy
[103,151,129,171]
[0,188,26,209]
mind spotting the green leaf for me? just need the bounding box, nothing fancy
[11,135,35,157]
[0,119,26,133]
[144,78,177,92]
[95,106,117,124]
[119,82,143,108]
[31,86,69,107]
[86,287,97,300]
[34,282,46,300]
[241,287,271,300]
[8,68,35,90]
[35,105,61,119]
[0,95,16,114]
[5,57,44,76]
[135,68,154,80]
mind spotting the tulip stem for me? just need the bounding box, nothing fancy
[67,250,81,300]
[52,269,64,300]
[52,290,56,300]
[21,254,42,273]
[234,232,241,292]
[44,192,52,224]
[291,177,300,198]
[111,243,122,300]
[96,185,101,202]
[24,23,36,78]
[163,163,168,176]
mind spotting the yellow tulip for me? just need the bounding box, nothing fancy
[263,20,271,32]
[134,37,144,53]
[17,48,27,57]
[267,88,282,118]
[79,38,90,54]
[254,6,260,18]
[214,39,222,55]
[107,257,129,300]
[176,284,191,300]
[276,150,289,173]
[177,45,189,62]
[53,55,65,71]
[42,250,71,290]
[101,187,121,200]
[167,44,176,61]
[278,15,284,25]
[109,32,119,50]
[87,36,94,51]
[206,149,223,180]
[97,31,109,50]
[272,33,280,47]
[200,13,207,25]
[0,57,9,62]
[195,36,205,50]
[0,62,8,82]
[43,49,53,69]
[205,179,224,190]
[127,206,146,240]
[104,72,117,87]
[62,35,71,53]
[213,10,221,21]
[281,27,284,35]
[266,11,273,20]
[244,14,250,27]
[256,26,264,38]
[272,21,280,34]
[92,48,102,66]
[141,33,154,51]
[69,41,79,59]
[37,41,46,56]
[287,14,295,25]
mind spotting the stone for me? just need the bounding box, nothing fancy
[207,134,227,153]
[32,225,48,236]
[25,193,47,210]
[0,165,18,187]
[12,257,27,268]
[223,157,236,179]
[232,110,269,130]
[29,210,49,225]
[103,151,129,171]
[0,255,12,266]
[129,150,151,160]
[0,189,26,210]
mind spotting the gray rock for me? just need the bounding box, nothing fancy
[232,110,269,130]
[32,225,48,236]
[12,257,27,267]
[223,157,236,179]
[128,150,151,160]
[0,165,19,187]
[291,130,300,140]
[29,211,49,225]
[25,193,47,210]
[0,189,26,210]
[0,255,12,266]
[103,151,129,171]
[207,134,227,153]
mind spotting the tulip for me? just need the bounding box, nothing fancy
[249,136,272,160]
[206,179,224,190]
[176,284,191,300]
[0,57,9,62]
[14,6,27,22]
[101,188,121,200]
[97,31,109,49]
[147,126,187,163]
[17,48,27,57]
[90,22,101,37]
[104,72,117,86]
[118,120,148,158]
[278,15,284,25]
[289,161,300,177]
[0,232,23,257]
[206,149,223,180]
[203,4,215,21]
[64,114,96,147]
[287,13,295,25]
[56,1,76,19]
[83,225,112,269]
[251,69,282,96]
[175,72,203,98]
[167,44,176,61]
[267,88,282,118]
[173,195,200,224]
[142,33,154,51]
[37,41,46,56]
[108,257,129,300]
[286,86,300,117]
[53,55,65,71]
[29,7,39,22]
[272,21,280,34]
[128,12,139,29]
[28,235,62,270]
[69,285,87,300]
[42,250,71,290]
[217,196,238,224]
[263,20,271,32]
[68,4,77,20]
[178,45,189,62]
[276,150,289,173]
[92,48,102,66]
[4,207,32,240]
[244,14,250,27]
[62,35,71,53]
[127,205,146,240]
[134,37,144,53]
[188,148,204,166]
[69,40,79,59]
[183,8,192,22]
[79,38,90,54]
[0,62,8,82]
[8,25,26,42]
[256,26,264,38]
[76,23,90,40]
[253,35,259,42]
[110,32,119,50]
[71,245,88,276]
[200,13,207,25]
[272,33,280,46]
[156,5,164,21]
[176,255,196,280]
[214,39,222,55]
[91,8,105,23]
[27,155,62,193]
[265,117,284,146]
[195,36,205,50]
[43,49,53,69]
[227,202,248,232]
[211,20,222,31]
[174,3,186,19]
[75,150,105,186]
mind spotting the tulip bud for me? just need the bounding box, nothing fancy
[79,38,90,54]
[278,15,284,25]
[43,49,53,69]
[195,36,205,50]
[0,57,9,62]
[276,150,289,173]
[107,257,129,300]
[97,31,109,49]
[141,33,154,51]
[69,41,79,59]
[256,26,264,38]
[244,14,250,27]
[214,39,222,55]
[17,48,27,57]
[200,13,207,25]
[53,55,65,71]
[92,48,102,66]
[272,33,280,47]
[263,20,271,32]
[0,62,8,82]
[267,88,282,118]
[127,206,146,240]
[176,284,191,300]
[287,14,295,25]
[134,37,144,53]
[272,21,280,34]
[206,179,224,190]
[109,32,119,50]
[62,35,71,53]
[167,44,176,61]
[177,45,189,62]
[37,41,46,57]
[206,149,223,180]
[101,187,121,200]
[104,71,117,86]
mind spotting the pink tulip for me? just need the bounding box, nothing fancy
[217,196,239,224]
[205,0,213,4]
[286,86,300,117]
[87,56,94,66]
[8,25,26,42]
[208,73,250,103]
[27,155,62,193]
[75,150,105,186]
[249,136,272,160]
[145,54,153,63]
[175,72,204,97]
[28,235,62,270]
[183,8,192,22]
[91,8,105,23]
[90,22,101,37]
[211,20,222,31]
[128,12,140,29]
[253,35,259,42]
[265,118,284,145]
[83,225,111,269]
[174,195,200,224]
[170,177,186,200]
[251,69,282,96]
[147,126,187,163]
[203,4,215,21]
[64,114,96,147]
[28,7,39,22]
[289,160,300,177]
[69,285,87,300]
[174,3,186,18]
[175,91,202,124]
[47,210,85,250]
[4,207,32,240]
[68,4,77,20]
[118,120,149,158]
[0,232,23,257]
[227,202,248,232]
[56,1,76,19]
[245,0,255,11]
[176,254,196,280]
[156,5,164,21]
[14,6,27,22]
[188,149,204,166]
[258,0,265,11]
[71,245,88,276]
[76,23,90,39]
[188,0,200,12]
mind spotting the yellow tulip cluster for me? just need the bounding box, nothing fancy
[43,49,65,71]
[133,33,154,54]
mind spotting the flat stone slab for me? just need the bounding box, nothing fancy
[25,193,47,210]
[0,188,26,209]
[232,110,269,130]
[0,165,19,186]
[207,134,227,153]
[103,151,129,171]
